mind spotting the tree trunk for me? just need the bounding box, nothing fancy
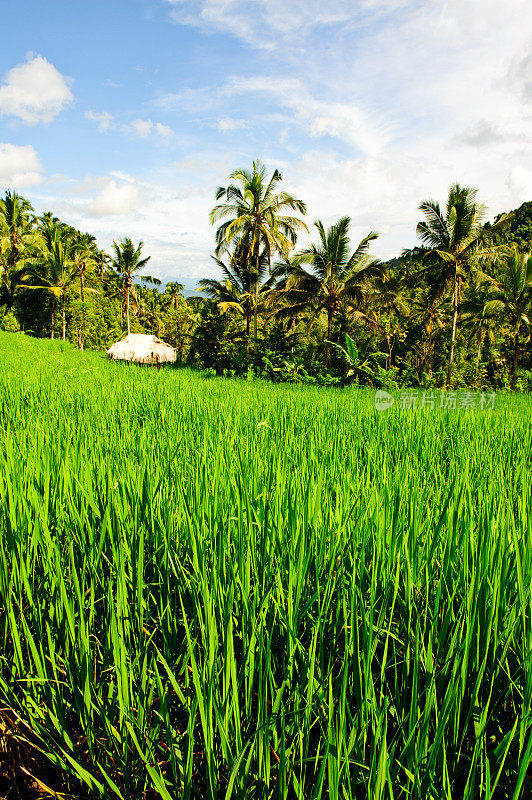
[9,235,17,273]
[245,313,251,368]
[126,277,131,335]
[475,335,482,387]
[446,275,461,388]
[51,302,55,340]
[290,316,296,353]
[62,295,66,341]
[386,335,393,370]
[512,330,519,389]
[79,267,85,351]
[253,244,260,358]
[177,320,182,363]
[326,308,333,368]
[253,278,259,358]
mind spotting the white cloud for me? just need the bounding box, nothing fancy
[165,0,407,46]
[506,167,532,204]
[0,143,44,187]
[85,110,114,132]
[131,118,153,138]
[154,122,173,138]
[227,76,389,155]
[0,56,73,124]
[163,0,532,156]
[85,113,174,141]
[27,155,241,287]
[155,85,222,113]
[158,77,388,155]
[130,118,173,139]
[161,0,532,237]
[109,170,137,183]
[218,117,249,132]
[87,179,141,217]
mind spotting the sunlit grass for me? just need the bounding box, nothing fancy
[0,332,531,798]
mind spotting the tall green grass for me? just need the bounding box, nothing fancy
[0,331,531,798]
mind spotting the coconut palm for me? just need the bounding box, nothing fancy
[110,238,158,334]
[480,250,532,387]
[276,217,380,366]
[199,238,274,364]
[70,232,98,302]
[359,268,409,369]
[70,231,100,349]
[416,183,510,386]
[22,218,78,340]
[209,159,307,355]
[461,287,499,386]
[95,249,110,279]
[0,191,35,310]
[138,286,165,336]
[0,191,34,270]
[162,283,198,362]
[164,281,185,311]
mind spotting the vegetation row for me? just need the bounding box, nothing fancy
[2,161,532,389]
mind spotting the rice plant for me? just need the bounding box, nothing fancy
[0,331,531,798]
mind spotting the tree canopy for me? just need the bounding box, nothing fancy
[1,174,531,391]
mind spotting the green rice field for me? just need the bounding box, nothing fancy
[1,331,532,799]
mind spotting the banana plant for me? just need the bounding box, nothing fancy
[328,333,389,385]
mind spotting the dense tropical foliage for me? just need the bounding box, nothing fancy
[1,164,531,389]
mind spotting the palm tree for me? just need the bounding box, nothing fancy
[360,268,409,369]
[461,287,498,387]
[0,191,35,309]
[110,238,158,334]
[71,231,99,349]
[162,282,198,362]
[22,218,78,340]
[198,238,273,364]
[70,232,97,302]
[164,281,184,310]
[0,191,34,270]
[277,217,380,366]
[209,159,307,355]
[137,286,165,336]
[95,249,110,279]
[416,183,510,387]
[480,250,532,388]
[408,292,448,380]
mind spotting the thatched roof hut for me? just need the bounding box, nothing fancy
[107,334,176,365]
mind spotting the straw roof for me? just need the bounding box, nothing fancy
[107,333,176,364]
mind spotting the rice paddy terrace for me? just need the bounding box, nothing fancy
[0,332,531,799]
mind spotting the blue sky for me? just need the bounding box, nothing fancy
[0,0,531,289]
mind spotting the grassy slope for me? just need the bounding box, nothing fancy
[0,332,531,799]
